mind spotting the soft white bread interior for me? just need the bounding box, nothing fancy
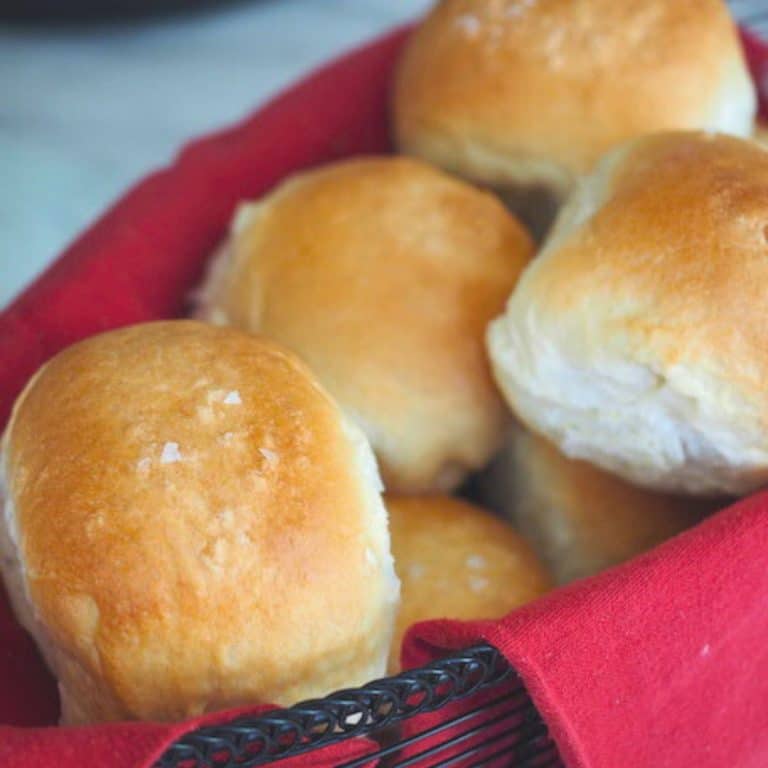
[394,0,756,200]
[488,132,768,496]
[0,321,399,724]
[197,156,533,493]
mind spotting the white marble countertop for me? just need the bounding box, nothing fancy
[0,0,432,309]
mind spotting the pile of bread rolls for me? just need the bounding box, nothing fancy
[1,0,764,726]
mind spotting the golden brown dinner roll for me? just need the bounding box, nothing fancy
[0,321,399,724]
[483,431,713,584]
[386,494,550,672]
[394,0,755,204]
[488,132,768,496]
[197,156,533,493]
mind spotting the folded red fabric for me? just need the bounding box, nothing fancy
[743,29,768,118]
[404,490,768,768]
[0,23,766,768]
[0,708,378,768]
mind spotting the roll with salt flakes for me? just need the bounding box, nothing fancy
[0,321,399,724]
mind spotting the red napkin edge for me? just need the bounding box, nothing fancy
[0,704,379,768]
[402,487,768,768]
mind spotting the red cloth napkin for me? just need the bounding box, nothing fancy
[743,29,768,118]
[0,23,767,768]
[0,708,378,768]
[403,490,768,768]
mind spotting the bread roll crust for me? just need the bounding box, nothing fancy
[386,494,550,671]
[394,0,755,195]
[198,156,533,492]
[489,132,768,495]
[486,431,711,584]
[0,321,398,724]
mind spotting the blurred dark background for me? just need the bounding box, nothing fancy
[0,0,247,23]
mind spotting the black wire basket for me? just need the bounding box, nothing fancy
[155,644,563,768]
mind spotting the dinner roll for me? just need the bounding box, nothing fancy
[394,0,755,203]
[488,132,768,496]
[197,156,533,493]
[0,321,399,724]
[483,431,712,584]
[386,494,550,672]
